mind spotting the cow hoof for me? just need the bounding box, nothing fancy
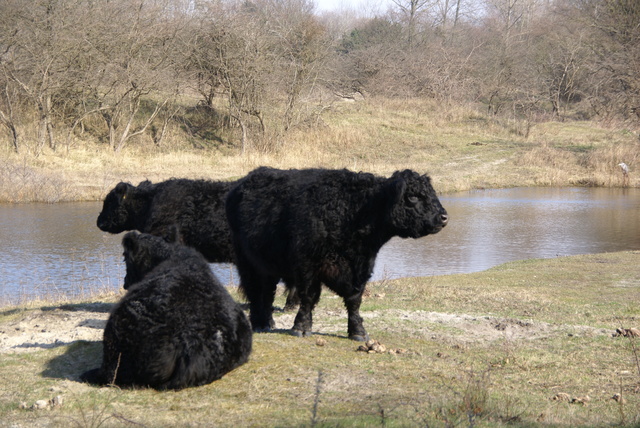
[349,334,369,342]
[290,329,312,337]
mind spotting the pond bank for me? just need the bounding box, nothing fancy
[1,251,638,426]
[1,103,638,203]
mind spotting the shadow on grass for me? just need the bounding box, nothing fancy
[42,340,102,382]
[46,302,113,313]
[255,328,349,341]
[0,302,113,317]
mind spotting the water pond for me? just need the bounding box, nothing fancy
[1,187,639,306]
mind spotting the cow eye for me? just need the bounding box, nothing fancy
[407,196,419,205]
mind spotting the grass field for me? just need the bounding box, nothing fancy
[0,251,639,427]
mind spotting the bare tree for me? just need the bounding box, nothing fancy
[390,0,433,47]
[0,0,81,155]
[87,0,184,152]
[269,0,332,130]
[575,0,640,126]
[0,68,22,153]
[529,9,589,119]
[184,0,331,152]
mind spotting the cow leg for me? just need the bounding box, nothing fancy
[344,291,369,342]
[237,262,278,332]
[291,279,321,337]
[283,284,300,312]
[248,276,278,332]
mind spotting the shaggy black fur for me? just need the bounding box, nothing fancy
[97,178,301,309]
[80,231,252,390]
[97,179,234,267]
[225,167,448,341]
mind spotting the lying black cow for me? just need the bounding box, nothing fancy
[80,231,252,390]
[225,167,448,341]
[97,178,300,309]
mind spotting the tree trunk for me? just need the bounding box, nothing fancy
[8,123,19,153]
[0,110,19,153]
[45,95,55,151]
[231,113,248,153]
[36,111,47,157]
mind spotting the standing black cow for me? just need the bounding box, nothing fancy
[97,179,235,266]
[225,167,448,341]
[97,178,301,309]
[80,230,252,390]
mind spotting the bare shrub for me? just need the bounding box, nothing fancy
[0,158,73,203]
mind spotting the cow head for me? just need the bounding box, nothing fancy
[122,230,177,289]
[385,170,448,239]
[97,181,149,233]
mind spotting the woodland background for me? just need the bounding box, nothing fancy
[1,0,638,157]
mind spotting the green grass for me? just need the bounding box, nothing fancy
[1,251,639,427]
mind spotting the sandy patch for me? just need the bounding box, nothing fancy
[0,303,111,354]
[0,303,614,355]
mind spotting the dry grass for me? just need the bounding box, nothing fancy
[0,251,639,427]
[1,98,637,203]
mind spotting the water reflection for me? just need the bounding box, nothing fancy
[1,188,639,305]
[374,187,640,279]
[0,203,123,304]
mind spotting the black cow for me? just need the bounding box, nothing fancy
[80,231,252,390]
[97,179,235,267]
[97,178,300,309]
[225,167,448,341]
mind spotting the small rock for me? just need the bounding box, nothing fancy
[571,396,590,405]
[370,342,386,353]
[32,400,49,410]
[552,392,571,402]
[626,328,640,337]
[612,393,627,404]
[18,402,28,409]
[357,345,369,352]
[49,395,63,408]
[315,338,327,347]
[614,327,640,338]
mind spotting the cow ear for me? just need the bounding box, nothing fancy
[163,225,184,245]
[385,175,407,207]
[114,182,132,200]
[122,231,140,252]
